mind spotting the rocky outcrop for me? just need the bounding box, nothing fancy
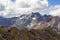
[0,26,60,40]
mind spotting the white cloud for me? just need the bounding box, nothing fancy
[15,0,48,12]
[49,5,60,16]
[0,0,48,18]
[0,0,60,18]
[35,5,60,16]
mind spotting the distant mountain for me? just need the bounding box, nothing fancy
[12,12,43,29]
[0,16,19,26]
[0,12,60,32]
[12,12,53,29]
[11,12,60,32]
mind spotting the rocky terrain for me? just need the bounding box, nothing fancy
[0,26,60,40]
[0,12,60,40]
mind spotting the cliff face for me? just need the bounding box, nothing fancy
[0,27,60,40]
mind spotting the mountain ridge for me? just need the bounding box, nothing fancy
[0,12,60,32]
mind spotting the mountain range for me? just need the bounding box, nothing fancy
[0,12,60,32]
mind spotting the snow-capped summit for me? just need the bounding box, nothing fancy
[0,12,60,32]
[11,12,42,29]
[12,12,52,29]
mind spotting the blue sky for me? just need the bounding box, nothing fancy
[11,0,60,6]
[48,0,60,5]
[11,0,16,2]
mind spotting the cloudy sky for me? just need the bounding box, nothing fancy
[0,0,60,18]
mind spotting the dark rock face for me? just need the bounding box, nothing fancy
[43,14,52,22]
[31,12,43,21]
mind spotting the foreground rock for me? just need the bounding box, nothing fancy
[0,27,60,40]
